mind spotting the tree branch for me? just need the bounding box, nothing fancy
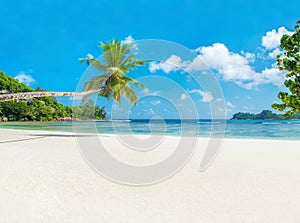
[0,88,103,102]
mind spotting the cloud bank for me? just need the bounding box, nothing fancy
[148,26,293,89]
[261,27,293,50]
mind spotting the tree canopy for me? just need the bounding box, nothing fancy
[231,110,285,120]
[0,71,107,121]
[80,39,145,104]
[272,20,300,117]
[0,71,34,93]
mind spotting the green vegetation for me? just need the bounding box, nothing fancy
[0,71,33,93]
[0,71,107,121]
[80,39,145,104]
[272,20,300,117]
[231,110,286,120]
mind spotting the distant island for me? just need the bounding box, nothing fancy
[230,110,300,120]
[0,71,107,122]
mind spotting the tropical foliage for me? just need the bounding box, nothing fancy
[0,71,107,121]
[79,39,145,104]
[272,20,300,117]
[231,110,300,120]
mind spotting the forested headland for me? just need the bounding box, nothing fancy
[230,110,300,120]
[0,71,107,121]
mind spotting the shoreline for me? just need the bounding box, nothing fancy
[1,125,300,141]
[1,128,300,148]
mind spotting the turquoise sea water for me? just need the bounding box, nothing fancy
[1,119,300,140]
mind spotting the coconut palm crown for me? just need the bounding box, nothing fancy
[79,39,146,104]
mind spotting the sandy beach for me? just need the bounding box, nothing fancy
[1,128,300,223]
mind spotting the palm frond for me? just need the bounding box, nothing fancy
[120,85,138,105]
[91,60,107,70]
[113,91,121,103]
[119,54,134,67]
[99,87,112,100]
[83,74,110,91]
[123,59,146,72]
[79,54,107,71]
[82,38,147,105]
[109,75,123,92]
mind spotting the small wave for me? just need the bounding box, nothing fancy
[94,119,112,122]
[197,121,222,124]
[111,119,132,123]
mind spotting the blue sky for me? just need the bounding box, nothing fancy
[0,0,299,119]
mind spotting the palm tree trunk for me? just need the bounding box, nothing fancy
[0,89,102,102]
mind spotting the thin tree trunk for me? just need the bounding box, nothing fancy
[0,89,102,102]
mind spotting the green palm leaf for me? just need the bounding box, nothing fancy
[83,39,146,105]
[121,85,138,104]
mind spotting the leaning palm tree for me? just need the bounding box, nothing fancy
[80,39,145,104]
[0,39,145,104]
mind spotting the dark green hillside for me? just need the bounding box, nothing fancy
[230,110,300,120]
[0,71,34,93]
[0,71,107,121]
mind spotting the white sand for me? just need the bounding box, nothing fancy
[1,128,300,223]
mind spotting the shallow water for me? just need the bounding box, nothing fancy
[1,119,300,140]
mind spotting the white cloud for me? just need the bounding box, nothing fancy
[200,91,214,102]
[260,27,293,60]
[121,36,138,52]
[261,27,293,50]
[15,72,35,86]
[142,88,160,96]
[225,101,235,116]
[180,93,188,100]
[185,55,208,72]
[188,89,214,102]
[241,51,255,63]
[147,28,290,89]
[121,36,135,44]
[149,55,188,73]
[195,43,286,89]
[258,66,286,87]
[226,101,235,108]
[150,100,161,105]
[268,48,282,59]
[198,43,255,82]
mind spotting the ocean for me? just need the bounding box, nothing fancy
[1,119,300,140]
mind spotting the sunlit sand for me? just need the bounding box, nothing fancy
[1,128,300,222]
